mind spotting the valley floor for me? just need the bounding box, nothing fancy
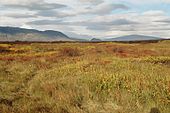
[0,41,170,113]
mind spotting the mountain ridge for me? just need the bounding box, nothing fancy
[0,26,165,42]
[0,26,74,41]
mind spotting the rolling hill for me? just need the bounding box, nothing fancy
[91,38,102,42]
[0,26,75,41]
[105,35,163,41]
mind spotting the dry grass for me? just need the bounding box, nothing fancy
[0,40,170,113]
[59,47,81,57]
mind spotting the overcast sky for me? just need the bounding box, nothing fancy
[0,0,170,39]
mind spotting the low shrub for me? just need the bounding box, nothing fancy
[0,46,11,53]
[142,56,170,65]
[59,47,81,57]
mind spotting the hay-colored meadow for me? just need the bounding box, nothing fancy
[0,41,170,113]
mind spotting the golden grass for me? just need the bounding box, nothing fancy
[0,41,170,113]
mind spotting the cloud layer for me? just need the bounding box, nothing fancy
[0,0,170,39]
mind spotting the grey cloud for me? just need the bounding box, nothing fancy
[87,25,110,31]
[27,19,138,31]
[119,29,136,31]
[154,28,170,30]
[103,4,129,11]
[80,19,138,31]
[110,19,138,25]
[27,20,64,25]
[155,19,170,23]
[5,13,37,18]
[28,18,137,25]
[73,19,137,28]
[79,0,104,5]
[3,2,67,11]
[36,10,75,18]
[85,3,129,15]
[110,25,137,31]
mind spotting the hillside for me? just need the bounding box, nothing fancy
[91,38,102,42]
[0,26,74,41]
[105,34,162,41]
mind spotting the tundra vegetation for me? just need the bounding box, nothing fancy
[0,40,170,113]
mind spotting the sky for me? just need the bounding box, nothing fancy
[0,0,170,39]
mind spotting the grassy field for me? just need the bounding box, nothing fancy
[0,41,170,113]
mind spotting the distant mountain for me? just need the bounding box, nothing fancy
[0,27,164,42]
[105,35,162,41]
[91,38,102,42]
[0,26,75,41]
